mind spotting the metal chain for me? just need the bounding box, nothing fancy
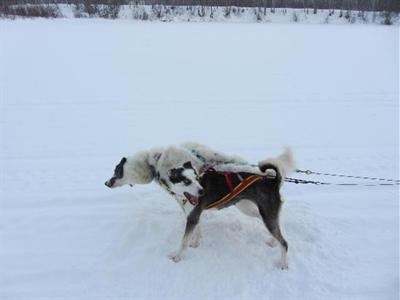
[285,177,400,186]
[296,169,400,183]
[285,177,326,185]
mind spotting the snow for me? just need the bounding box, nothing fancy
[0,19,399,299]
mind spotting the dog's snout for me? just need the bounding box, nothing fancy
[198,189,204,196]
[105,178,114,188]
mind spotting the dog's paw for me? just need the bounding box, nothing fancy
[279,261,289,270]
[168,253,182,263]
[189,239,200,248]
[266,238,278,248]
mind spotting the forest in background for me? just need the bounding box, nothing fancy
[1,0,399,23]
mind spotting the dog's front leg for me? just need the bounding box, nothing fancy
[169,205,202,263]
[189,224,202,248]
[182,205,202,248]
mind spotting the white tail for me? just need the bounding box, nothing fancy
[258,147,296,180]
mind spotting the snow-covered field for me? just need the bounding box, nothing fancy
[0,20,399,299]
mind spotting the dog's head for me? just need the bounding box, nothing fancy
[105,148,204,206]
[105,152,155,188]
[104,157,130,188]
[158,161,204,205]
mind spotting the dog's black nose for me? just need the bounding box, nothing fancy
[199,189,204,196]
[105,177,116,188]
[105,180,112,188]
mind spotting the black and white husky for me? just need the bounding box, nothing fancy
[105,143,294,269]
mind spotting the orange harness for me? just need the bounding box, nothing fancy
[206,174,264,209]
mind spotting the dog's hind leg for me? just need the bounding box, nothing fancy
[236,200,278,248]
[257,202,288,270]
[169,205,203,262]
[265,237,278,248]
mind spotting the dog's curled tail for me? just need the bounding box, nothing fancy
[259,162,282,184]
[258,147,295,184]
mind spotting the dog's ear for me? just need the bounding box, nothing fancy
[114,157,128,178]
[183,161,193,169]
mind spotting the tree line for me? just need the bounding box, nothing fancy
[1,0,399,12]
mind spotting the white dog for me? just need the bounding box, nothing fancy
[105,142,295,262]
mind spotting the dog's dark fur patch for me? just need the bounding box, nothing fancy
[183,161,193,169]
[114,157,127,179]
[168,161,197,186]
[168,168,188,184]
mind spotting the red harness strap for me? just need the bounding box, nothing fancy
[206,174,264,209]
[200,167,265,210]
[224,172,235,192]
[202,167,239,192]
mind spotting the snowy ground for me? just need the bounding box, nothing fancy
[0,20,399,299]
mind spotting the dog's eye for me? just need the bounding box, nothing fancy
[183,179,191,186]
